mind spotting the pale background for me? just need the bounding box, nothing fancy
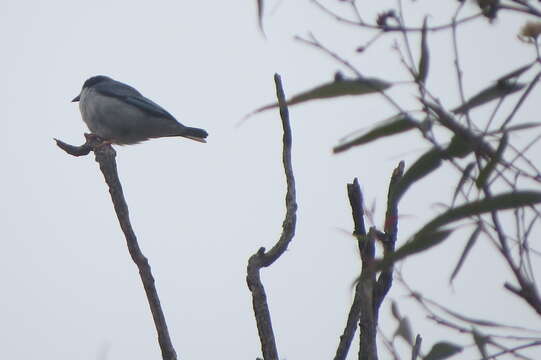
[1,1,539,359]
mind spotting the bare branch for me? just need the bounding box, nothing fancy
[246,73,298,360]
[358,227,378,360]
[481,340,541,360]
[56,135,178,360]
[501,71,541,129]
[334,281,364,360]
[348,178,367,239]
[54,133,96,156]
[333,178,368,360]
[335,163,403,360]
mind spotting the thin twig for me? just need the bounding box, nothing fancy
[377,327,401,360]
[310,0,482,32]
[246,74,298,360]
[499,4,541,17]
[481,341,541,360]
[294,33,362,77]
[396,0,416,71]
[56,134,178,360]
[295,32,407,115]
[501,71,541,129]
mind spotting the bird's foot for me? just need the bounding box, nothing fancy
[55,133,113,157]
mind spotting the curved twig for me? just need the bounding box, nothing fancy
[246,74,298,360]
[310,0,482,32]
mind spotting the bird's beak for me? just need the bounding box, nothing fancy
[71,94,80,102]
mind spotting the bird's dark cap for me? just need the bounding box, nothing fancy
[82,75,112,89]
[72,75,112,102]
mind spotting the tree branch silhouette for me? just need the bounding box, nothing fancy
[246,73,298,360]
[55,134,178,360]
[334,162,403,360]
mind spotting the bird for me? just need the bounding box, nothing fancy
[72,75,208,145]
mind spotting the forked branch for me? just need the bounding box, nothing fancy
[246,74,298,360]
[335,162,403,360]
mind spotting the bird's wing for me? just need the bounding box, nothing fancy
[95,80,177,121]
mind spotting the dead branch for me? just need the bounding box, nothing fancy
[246,74,298,360]
[55,134,178,360]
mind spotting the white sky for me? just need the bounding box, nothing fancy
[1,1,540,359]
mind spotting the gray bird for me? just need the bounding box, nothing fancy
[72,75,208,145]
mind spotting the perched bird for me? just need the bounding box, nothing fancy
[72,75,208,145]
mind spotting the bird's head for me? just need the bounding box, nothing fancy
[72,75,112,102]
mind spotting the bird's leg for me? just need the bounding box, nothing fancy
[55,133,111,156]
[84,133,112,148]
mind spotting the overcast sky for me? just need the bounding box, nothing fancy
[1,1,540,359]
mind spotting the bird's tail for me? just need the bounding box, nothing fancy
[180,126,208,143]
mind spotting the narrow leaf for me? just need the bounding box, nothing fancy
[257,0,265,35]
[424,342,462,360]
[452,81,526,114]
[424,101,496,159]
[444,134,474,159]
[391,301,401,320]
[421,191,541,234]
[393,317,414,345]
[416,17,429,83]
[377,229,453,269]
[392,148,443,202]
[420,296,541,330]
[378,191,541,268]
[487,122,541,135]
[411,335,422,360]
[452,162,475,205]
[449,223,483,283]
[496,62,533,83]
[472,328,489,360]
[476,133,508,188]
[333,114,417,153]
[244,76,392,119]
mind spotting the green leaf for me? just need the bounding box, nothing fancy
[424,342,462,360]
[416,17,429,83]
[421,191,541,234]
[452,81,526,114]
[391,301,401,320]
[487,122,541,135]
[424,101,496,158]
[472,328,489,360]
[257,0,265,34]
[496,62,533,83]
[393,317,414,345]
[452,162,475,206]
[444,134,474,159]
[476,133,508,188]
[378,191,541,269]
[412,335,422,360]
[245,76,392,118]
[377,229,453,269]
[449,223,483,283]
[392,148,443,202]
[333,114,417,153]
